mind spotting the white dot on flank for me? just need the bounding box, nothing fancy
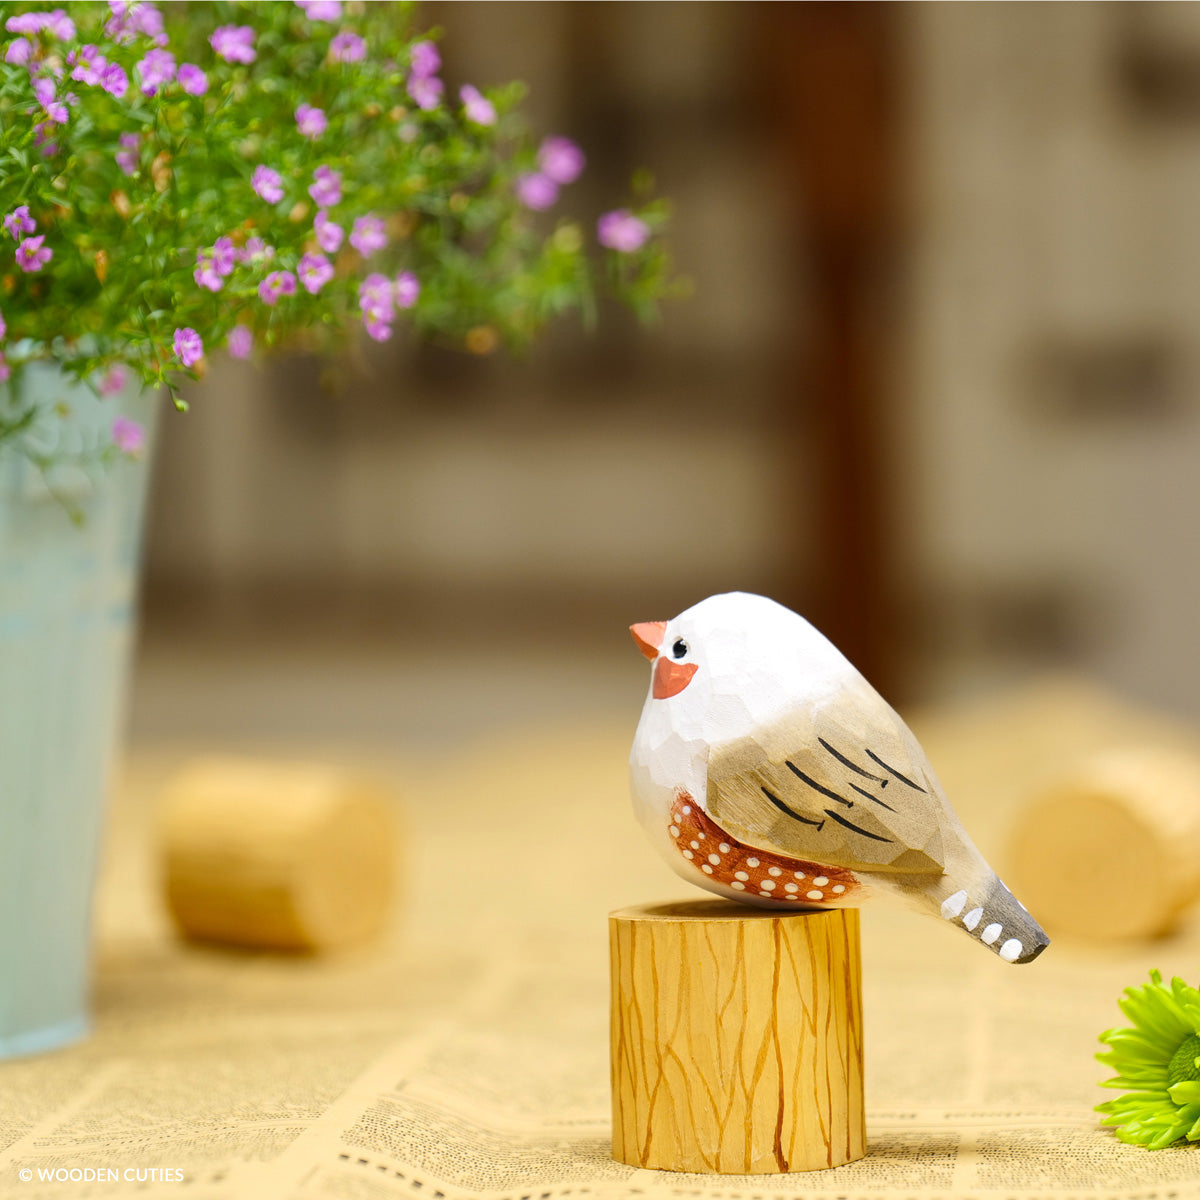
[981,923,1002,945]
[689,840,700,850]
[785,882,799,893]
[813,876,828,887]
[681,805,692,814]
[832,884,845,894]
[708,854,720,865]
[963,907,983,931]
[768,867,782,877]
[734,871,749,882]
[747,858,760,868]
[697,831,705,840]
[731,881,745,890]
[806,890,823,900]
[999,939,1023,962]
[940,890,968,919]
[794,871,806,881]
[719,843,731,853]
[669,826,680,838]
[758,890,773,898]
[701,864,713,874]
[683,850,694,860]
[761,880,776,890]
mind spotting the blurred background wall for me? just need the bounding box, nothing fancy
[133,1,1200,745]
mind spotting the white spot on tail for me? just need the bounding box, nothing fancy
[941,890,967,919]
[999,939,1023,961]
[981,923,1002,945]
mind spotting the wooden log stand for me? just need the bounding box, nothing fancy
[161,756,397,952]
[609,899,865,1174]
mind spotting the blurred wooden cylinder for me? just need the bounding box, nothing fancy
[161,757,396,951]
[609,900,864,1174]
[1008,746,1200,941]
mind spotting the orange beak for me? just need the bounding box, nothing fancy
[629,621,667,662]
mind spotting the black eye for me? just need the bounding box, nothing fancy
[672,639,688,660]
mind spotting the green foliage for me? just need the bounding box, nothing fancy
[0,0,677,469]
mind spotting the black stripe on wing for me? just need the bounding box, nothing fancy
[761,786,825,830]
[785,761,853,808]
[824,808,893,843]
[864,749,926,792]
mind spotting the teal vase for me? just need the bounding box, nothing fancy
[0,362,157,1058]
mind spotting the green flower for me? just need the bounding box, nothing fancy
[1096,969,1200,1149]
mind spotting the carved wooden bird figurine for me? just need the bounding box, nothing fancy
[629,592,1049,963]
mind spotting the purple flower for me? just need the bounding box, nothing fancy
[6,39,31,65]
[238,236,274,263]
[211,237,236,276]
[111,416,144,454]
[69,44,105,85]
[100,62,129,98]
[0,353,8,384]
[297,251,334,294]
[515,172,557,211]
[308,165,341,207]
[362,315,391,342]
[460,84,496,127]
[194,253,223,292]
[295,103,326,139]
[210,24,256,64]
[394,270,419,309]
[358,273,394,340]
[227,324,253,359]
[136,48,174,94]
[258,270,297,306]
[538,136,585,186]
[407,74,442,111]
[15,235,51,272]
[177,63,207,95]
[597,209,651,253]
[45,8,74,38]
[409,40,439,78]
[4,206,36,240]
[295,0,342,19]
[350,213,386,257]
[252,165,284,204]
[313,209,343,253]
[32,76,68,123]
[0,307,6,339]
[115,132,139,175]
[5,14,43,34]
[329,31,365,63]
[173,327,204,368]
[107,3,164,44]
[99,364,128,396]
[7,10,74,38]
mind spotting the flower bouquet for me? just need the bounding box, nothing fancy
[0,0,674,1058]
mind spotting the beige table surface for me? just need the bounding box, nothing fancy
[3,677,1200,1199]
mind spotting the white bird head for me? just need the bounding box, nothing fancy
[630,592,856,745]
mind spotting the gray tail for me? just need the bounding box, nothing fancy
[938,876,1050,964]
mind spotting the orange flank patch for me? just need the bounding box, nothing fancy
[669,791,858,903]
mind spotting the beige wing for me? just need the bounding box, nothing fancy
[706,674,955,875]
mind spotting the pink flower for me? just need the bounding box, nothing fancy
[100,62,129,98]
[295,103,326,139]
[358,272,394,341]
[106,3,164,44]
[515,173,557,211]
[115,132,139,175]
[135,47,175,94]
[407,74,442,111]
[70,45,106,85]
[297,251,334,294]
[258,270,296,306]
[0,307,6,339]
[15,235,51,272]
[173,326,203,367]
[350,213,386,257]
[111,415,144,454]
[252,165,284,204]
[5,39,31,65]
[7,9,74,39]
[0,353,10,383]
[194,253,223,292]
[308,165,341,207]
[538,136,585,185]
[314,209,343,253]
[330,31,365,63]
[409,40,440,78]
[177,63,207,95]
[210,24,256,64]
[460,85,495,127]
[597,209,651,253]
[4,206,35,240]
[99,364,128,396]
[238,237,274,263]
[211,237,236,276]
[33,77,69,124]
[394,271,419,309]
[295,0,341,19]
[227,324,253,359]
